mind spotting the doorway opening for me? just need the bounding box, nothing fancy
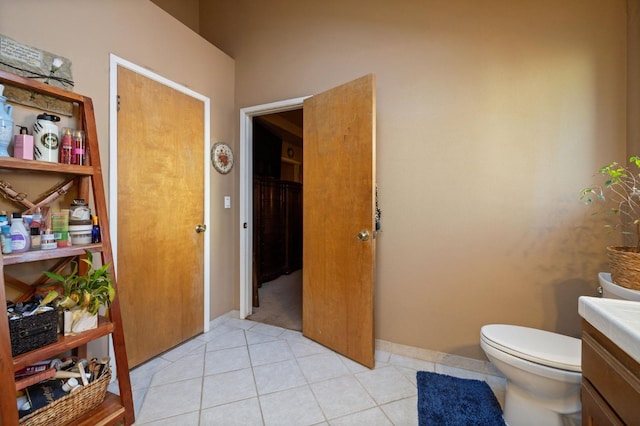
[248,110,303,330]
[239,96,309,328]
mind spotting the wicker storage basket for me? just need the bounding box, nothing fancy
[19,367,111,426]
[607,246,640,291]
[9,309,58,356]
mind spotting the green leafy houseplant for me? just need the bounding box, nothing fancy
[581,156,640,245]
[44,250,115,316]
[581,156,640,290]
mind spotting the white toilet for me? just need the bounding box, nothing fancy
[480,273,640,426]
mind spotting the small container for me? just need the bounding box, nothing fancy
[73,129,86,165]
[13,126,33,160]
[41,233,57,250]
[91,215,101,243]
[51,210,69,247]
[69,224,92,245]
[59,127,73,164]
[69,199,91,225]
[33,113,60,163]
[10,212,29,252]
[1,224,12,254]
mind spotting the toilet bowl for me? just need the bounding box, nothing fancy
[480,325,581,426]
[481,273,640,426]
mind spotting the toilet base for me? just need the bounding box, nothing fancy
[503,383,581,426]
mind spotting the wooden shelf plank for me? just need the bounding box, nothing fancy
[0,157,94,175]
[13,317,113,371]
[2,243,103,265]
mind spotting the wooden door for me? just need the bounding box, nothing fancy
[302,74,376,368]
[117,66,205,367]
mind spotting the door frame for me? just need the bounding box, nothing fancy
[239,96,308,319]
[109,54,211,331]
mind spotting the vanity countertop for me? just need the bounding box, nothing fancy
[578,296,640,363]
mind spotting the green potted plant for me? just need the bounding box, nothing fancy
[44,249,115,335]
[581,155,640,290]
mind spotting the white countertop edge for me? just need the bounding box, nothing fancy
[578,296,640,364]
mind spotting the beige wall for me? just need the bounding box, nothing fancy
[151,0,200,34]
[0,1,237,320]
[201,0,627,359]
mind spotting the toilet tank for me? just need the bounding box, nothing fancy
[598,272,640,301]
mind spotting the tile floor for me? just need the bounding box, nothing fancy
[109,311,506,425]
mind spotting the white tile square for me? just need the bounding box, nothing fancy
[310,375,376,420]
[206,329,247,351]
[246,330,280,345]
[200,397,264,425]
[249,321,287,337]
[205,346,251,375]
[355,366,416,405]
[254,359,307,394]
[249,340,295,366]
[201,368,258,408]
[297,352,349,383]
[150,353,205,387]
[380,396,418,426]
[329,407,393,426]
[159,338,206,362]
[260,386,325,426]
[128,356,172,390]
[135,377,202,423]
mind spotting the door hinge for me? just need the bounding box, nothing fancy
[117,95,121,112]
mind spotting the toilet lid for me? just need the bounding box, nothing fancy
[481,324,581,372]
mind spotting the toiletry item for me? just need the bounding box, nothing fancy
[61,378,79,392]
[10,212,29,252]
[59,127,73,164]
[33,113,60,162]
[41,233,57,250]
[29,209,42,250]
[69,224,92,245]
[91,215,101,243]
[13,126,34,160]
[51,210,69,247]
[1,224,11,254]
[0,211,8,227]
[69,199,91,225]
[73,129,86,165]
[0,84,13,157]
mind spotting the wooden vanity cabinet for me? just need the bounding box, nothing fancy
[581,320,640,425]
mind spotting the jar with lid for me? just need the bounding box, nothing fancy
[33,113,60,162]
[69,199,91,225]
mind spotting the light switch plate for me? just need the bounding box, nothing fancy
[224,196,231,209]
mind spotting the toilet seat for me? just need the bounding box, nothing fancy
[481,324,581,372]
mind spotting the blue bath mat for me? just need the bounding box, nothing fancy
[417,371,506,426]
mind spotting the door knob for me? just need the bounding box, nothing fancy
[195,224,207,233]
[357,229,370,241]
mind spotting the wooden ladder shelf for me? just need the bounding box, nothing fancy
[0,70,134,425]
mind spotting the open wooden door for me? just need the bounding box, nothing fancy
[302,74,376,368]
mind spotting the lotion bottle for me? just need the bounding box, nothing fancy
[10,212,30,252]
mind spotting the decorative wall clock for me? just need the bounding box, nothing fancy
[211,142,234,174]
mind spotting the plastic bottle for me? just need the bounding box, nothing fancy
[1,225,11,254]
[59,127,73,164]
[91,215,101,243]
[29,208,42,250]
[10,212,30,252]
